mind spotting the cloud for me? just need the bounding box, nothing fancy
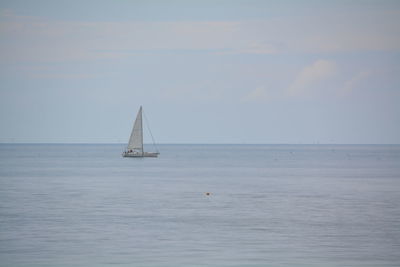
[341,71,371,95]
[242,87,270,102]
[287,60,337,96]
[2,7,400,64]
[0,10,279,63]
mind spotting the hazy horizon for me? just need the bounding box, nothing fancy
[1,142,400,145]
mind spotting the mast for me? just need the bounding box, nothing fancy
[140,106,144,155]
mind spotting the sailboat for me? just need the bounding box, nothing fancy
[122,106,159,158]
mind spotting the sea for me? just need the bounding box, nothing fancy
[0,144,399,267]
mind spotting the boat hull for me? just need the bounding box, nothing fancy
[123,152,159,158]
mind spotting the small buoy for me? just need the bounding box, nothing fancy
[205,192,211,196]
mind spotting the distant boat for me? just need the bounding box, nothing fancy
[123,106,159,158]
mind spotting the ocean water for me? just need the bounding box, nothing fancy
[0,144,399,267]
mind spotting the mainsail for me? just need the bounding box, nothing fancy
[127,106,143,153]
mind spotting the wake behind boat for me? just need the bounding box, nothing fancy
[123,106,159,158]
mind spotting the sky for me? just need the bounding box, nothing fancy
[0,0,399,144]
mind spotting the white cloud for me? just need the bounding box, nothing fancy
[0,10,278,63]
[341,71,371,95]
[242,87,270,102]
[287,60,337,96]
[1,7,400,64]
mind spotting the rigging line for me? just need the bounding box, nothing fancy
[143,110,159,153]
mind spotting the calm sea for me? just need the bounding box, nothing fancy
[0,144,399,267]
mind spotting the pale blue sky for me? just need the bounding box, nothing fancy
[1,0,399,144]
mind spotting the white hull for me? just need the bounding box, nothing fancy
[123,151,159,158]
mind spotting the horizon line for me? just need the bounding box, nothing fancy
[1,142,399,146]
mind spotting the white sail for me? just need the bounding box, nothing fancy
[127,106,143,152]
